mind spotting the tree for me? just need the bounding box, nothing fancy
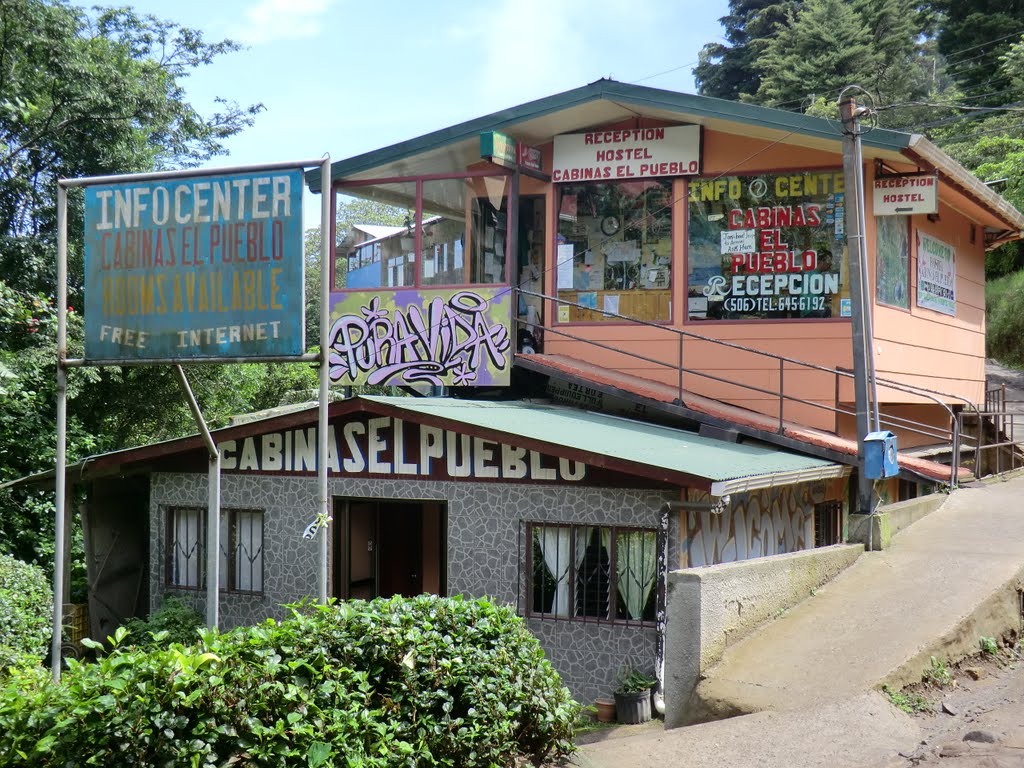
[754,0,879,108]
[0,1,263,564]
[932,0,1024,108]
[694,0,801,101]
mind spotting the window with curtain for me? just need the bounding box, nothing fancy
[527,523,657,625]
[166,507,264,594]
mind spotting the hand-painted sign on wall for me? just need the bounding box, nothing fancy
[552,125,701,182]
[687,171,849,321]
[328,288,512,386]
[84,169,304,361]
[218,415,585,482]
[917,232,956,316]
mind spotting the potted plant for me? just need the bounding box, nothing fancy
[613,667,656,724]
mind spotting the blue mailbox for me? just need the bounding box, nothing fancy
[864,430,899,479]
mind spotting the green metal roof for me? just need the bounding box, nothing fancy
[306,78,912,192]
[363,396,846,493]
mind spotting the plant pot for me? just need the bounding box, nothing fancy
[594,697,616,723]
[614,689,652,724]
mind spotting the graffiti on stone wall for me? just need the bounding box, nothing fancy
[328,288,511,387]
[686,483,828,567]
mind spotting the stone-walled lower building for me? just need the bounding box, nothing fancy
[73,395,850,705]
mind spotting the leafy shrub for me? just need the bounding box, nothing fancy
[0,594,579,766]
[986,270,1024,366]
[0,554,52,670]
[922,655,952,688]
[123,596,203,649]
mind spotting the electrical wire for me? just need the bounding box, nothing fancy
[630,59,703,85]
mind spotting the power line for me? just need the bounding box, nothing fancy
[878,100,1024,114]
[941,29,1024,64]
[630,59,702,85]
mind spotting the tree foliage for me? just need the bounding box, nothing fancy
[0,554,52,670]
[933,0,1024,107]
[0,0,273,564]
[754,0,878,108]
[694,0,801,101]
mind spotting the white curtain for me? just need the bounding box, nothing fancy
[616,531,657,620]
[536,526,572,615]
[235,510,264,592]
[172,508,202,588]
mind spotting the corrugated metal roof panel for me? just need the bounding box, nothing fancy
[363,396,840,484]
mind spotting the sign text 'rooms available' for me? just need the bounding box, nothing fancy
[83,169,304,362]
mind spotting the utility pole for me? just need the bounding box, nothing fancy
[840,93,880,520]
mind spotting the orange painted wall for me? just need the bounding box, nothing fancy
[865,165,987,405]
[537,123,987,438]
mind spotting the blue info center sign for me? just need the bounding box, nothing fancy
[84,169,305,361]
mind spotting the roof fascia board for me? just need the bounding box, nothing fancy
[83,399,367,475]
[904,135,1024,234]
[307,83,607,191]
[596,81,910,152]
[710,464,851,496]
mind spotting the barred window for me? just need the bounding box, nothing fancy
[167,507,264,594]
[527,523,658,625]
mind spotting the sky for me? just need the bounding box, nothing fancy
[120,0,731,227]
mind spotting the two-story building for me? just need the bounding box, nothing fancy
[38,79,1023,709]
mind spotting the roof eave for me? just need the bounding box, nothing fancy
[306,79,912,192]
[903,134,1024,240]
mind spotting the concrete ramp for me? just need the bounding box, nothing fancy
[686,473,1024,723]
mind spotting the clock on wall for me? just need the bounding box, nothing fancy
[601,215,620,236]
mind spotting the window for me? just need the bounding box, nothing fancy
[687,171,849,321]
[527,523,658,625]
[813,501,842,547]
[556,179,673,323]
[166,507,264,593]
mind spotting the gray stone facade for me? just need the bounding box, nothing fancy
[149,471,675,706]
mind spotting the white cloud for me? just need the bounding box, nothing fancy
[231,0,334,45]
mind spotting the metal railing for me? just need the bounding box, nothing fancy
[516,288,1003,488]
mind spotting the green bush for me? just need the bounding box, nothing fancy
[986,270,1024,366]
[0,594,579,766]
[123,596,203,650]
[0,554,52,670]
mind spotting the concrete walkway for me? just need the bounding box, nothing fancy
[574,472,1024,768]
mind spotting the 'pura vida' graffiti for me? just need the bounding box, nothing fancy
[328,290,511,386]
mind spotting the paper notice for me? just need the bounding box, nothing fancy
[721,229,756,254]
[557,243,574,289]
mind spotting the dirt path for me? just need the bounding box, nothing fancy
[874,644,1024,767]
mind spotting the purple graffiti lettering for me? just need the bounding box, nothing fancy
[328,291,511,385]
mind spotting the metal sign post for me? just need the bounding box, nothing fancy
[318,156,331,605]
[53,184,69,681]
